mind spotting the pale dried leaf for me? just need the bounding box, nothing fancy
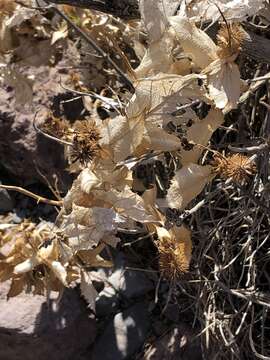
[80,168,102,194]
[50,261,67,286]
[170,3,218,69]
[14,256,40,274]
[95,186,161,224]
[78,244,113,268]
[127,73,206,126]
[135,35,174,78]
[62,206,123,251]
[158,164,213,209]
[80,270,98,310]
[100,115,145,163]
[0,224,17,231]
[181,108,224,164]
[102,234,121,248]
[51,23,68,45]
[144,125,181,151]
[187,0,265,22]
[140,0,170,42]
[6,8,38,28]
[204,59,241,112]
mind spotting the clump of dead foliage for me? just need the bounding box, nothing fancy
[1,0,270,358]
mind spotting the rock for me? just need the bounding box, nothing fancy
[0,282,96,360]
[142,325,202,360]
[0,41,85,188]
[111,267,155,299]
[92,302,150,360]
[0,187,14,213]
[94,253,154,317]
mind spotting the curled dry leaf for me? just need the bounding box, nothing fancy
[158,164,214,209]
[78,243,113,268]
[138,0,188,77]
[51,23,68,45]
[135,35,174,78]
[80,168,102,194]
[170,3,218,69]
[14,239,68,286]
[0,222,71,294]
[204,59,241,112]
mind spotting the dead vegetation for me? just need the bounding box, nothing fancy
[1,0,270,359]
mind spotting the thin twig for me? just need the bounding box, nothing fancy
[228,143,268,153]
[0,185,63,206]
[33,112,73,146]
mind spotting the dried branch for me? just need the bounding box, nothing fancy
[43,1,135,91]
[45,0,140,19]
[0,185,63,206]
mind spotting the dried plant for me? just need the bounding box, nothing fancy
[212,153,256,184]
[157,225,192,278]
[1,0,270,357]
[68,120,102,165]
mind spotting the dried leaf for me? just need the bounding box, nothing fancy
[158,164,213,209]
[80,168,102,193]
[140,0,169,42]
[62,206,123,251]
[80,270,98,310]
[170,3,218,69]
[95,186,161,224]
[99,115,145,163]
[181,108,224,164]
[78,244,113,268]
[187,0,265,22]
[135,35,174,78]
[144,125,181,152]
[51,23,68,45]
[50,261,67,286]
[204,59,241,112]
[127,73,206,127]
[14,256,40,274]
[7,276,25,298]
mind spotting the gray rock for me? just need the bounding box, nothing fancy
[92,302,150,360]
[110,267,155,299]
[94,253,154,317]
[0,187,13,213]
[0,282,96,360]
[0,42,84,188]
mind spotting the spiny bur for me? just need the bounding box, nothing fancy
[69,120,101,165]
[212,153,256,184]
